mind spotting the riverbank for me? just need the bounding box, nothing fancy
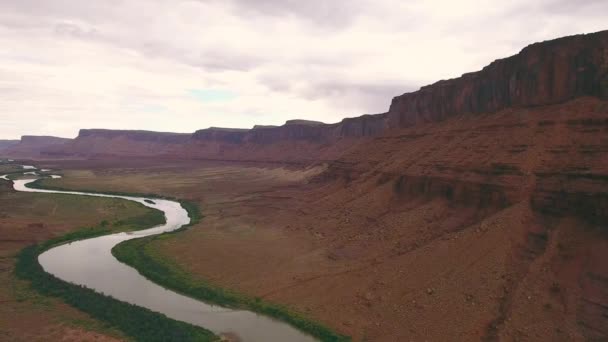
[28,170,347,341]
[20,163,358,338]
[15,226,218,342]
[113,235,349,342]
[3,174,218,341]
[0,178,177,340]
[13,169,329,341]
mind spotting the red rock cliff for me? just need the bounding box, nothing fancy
[45,129,190,157]
[78,129,191,143]
[0,140,19,152]
[387,30,608,127]
[27,30,608,161]
[193,114,387,145]
[2,136,71,158]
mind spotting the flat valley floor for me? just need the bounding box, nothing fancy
[18,158,607,342]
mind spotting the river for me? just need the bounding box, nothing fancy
[6,172,316,342]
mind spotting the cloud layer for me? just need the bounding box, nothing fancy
[0,0,606,138]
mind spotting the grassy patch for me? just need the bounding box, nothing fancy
[0,165,23,174]
[112,209,166,231]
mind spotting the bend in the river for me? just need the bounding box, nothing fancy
[5,170,316,342]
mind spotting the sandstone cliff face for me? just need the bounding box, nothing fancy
[192,114,387,146]
[20,135,70,145]
[312,96,608,340]
[29,30,608,164]
[2,136,71,158]
[531,172,608,224]
[318,96,608,221]
[0,140,19,152]
[47,129,190,157]
[387,30,608,127]
[191,127,248,144]
[46,112,386,160]
[183,116,387,162]
[78,129,191,143]
[243,122,332,144]
[333,113,388,137]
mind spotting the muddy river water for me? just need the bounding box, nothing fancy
[8,176,316,342]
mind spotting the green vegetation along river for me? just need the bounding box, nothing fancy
[10,175,317,342]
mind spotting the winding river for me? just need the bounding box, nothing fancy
[5,172,316,342]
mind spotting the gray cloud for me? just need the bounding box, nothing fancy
[537,0,608,14]
[200,0,366,28]
[257,75,293,93]
[54,22,100,39]
[0,0,120,23]
[302,81,415,113]
[0,0,606,139]
[191,50,266,72]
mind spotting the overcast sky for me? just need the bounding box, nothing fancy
[0,0,606,139]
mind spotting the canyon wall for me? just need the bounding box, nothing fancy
[23,30,606,161]
[42,114,386,161]
[387,30,608,127]
[0,140,18,152]
[44,129,191,158]
[77,129,191,144]
[2,136,71,158]
[192,114,387,145]
[3,30,606,166]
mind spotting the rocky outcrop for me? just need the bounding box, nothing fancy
[392,174,513,209]
[334,113,388,137]
[285,120,324,126]
[187,118,379,162]
[243,121,333,144]
[43,113,387,159]
[2,136,71,158]
[531,172,608,224]
[78,129,191,143]
[192,127,248,144]
[197,30,608,145]
[20,30,608,163]
[192,114,387,146]
[0,140,19,152]
[46,129,190,158]
[314,94,608,217]
[20,135,70,145]
[388,30,608,127]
